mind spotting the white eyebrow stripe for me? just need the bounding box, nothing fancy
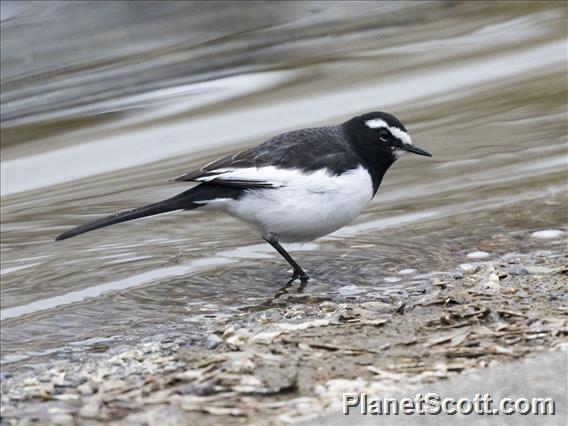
[365,118,412,145]
[364,118,389,129]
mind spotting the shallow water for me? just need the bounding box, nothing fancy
[1,2,567,371]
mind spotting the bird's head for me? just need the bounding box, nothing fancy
[345,111,431,160]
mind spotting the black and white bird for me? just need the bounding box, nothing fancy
[56,111,431,282]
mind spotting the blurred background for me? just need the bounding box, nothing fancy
[1,1,566,371]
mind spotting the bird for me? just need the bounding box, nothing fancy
[55,111,431,283]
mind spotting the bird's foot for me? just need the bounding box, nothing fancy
[291,269,309,283]
[290,270,309,293]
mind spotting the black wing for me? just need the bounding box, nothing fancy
[174,126,358,188]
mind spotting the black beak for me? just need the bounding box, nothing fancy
[402,144,432,157]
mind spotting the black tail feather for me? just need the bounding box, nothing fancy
[55,187,203,241]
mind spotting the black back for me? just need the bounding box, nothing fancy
[175,126,361,182]
[176,111,404,195]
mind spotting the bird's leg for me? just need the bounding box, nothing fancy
[263,236,309,283]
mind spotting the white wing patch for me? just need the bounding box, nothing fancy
[193,165,340,188]
[365,118,412,145]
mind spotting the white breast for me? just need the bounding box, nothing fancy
[203,165,374,242]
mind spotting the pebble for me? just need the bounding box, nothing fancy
[398,268,417,275]
[530,229,565,239]
[77,382,93,395]
[205,334,223,350]
[251,331,283,344]
[50,372,66,386]
[23,378,39,386]
[523,265,560,274]
[482,273,501,292]
[54,393,79,401]
[276,319,330,331]
[506,265,529,276]
[384,276,402,283]
[79,400,101,418]
[339,285,367,296]
[459,263,479,273]
[466,251,491,260]
[319,301,337,312]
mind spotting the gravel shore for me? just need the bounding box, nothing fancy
[1,230,566,425]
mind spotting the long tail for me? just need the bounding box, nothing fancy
[55,185,226,241]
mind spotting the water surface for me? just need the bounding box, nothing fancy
[1,1,566,372]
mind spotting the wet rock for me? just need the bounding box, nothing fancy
[506,265,529,276]
[222,326,252,346]
[530,229,565,239]
[251,331,283,344]
[205,334,223,349]
[359,301,393,313]
[523,265,562,274]
[466,251,491,260]
[502,252,533,264]
[275,318,331,331]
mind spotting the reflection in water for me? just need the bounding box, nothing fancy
[0,1,566,371]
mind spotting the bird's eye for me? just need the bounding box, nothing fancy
[378,130,390,141]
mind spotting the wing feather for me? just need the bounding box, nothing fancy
[173,148,276,188]
[173,126,358,189]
